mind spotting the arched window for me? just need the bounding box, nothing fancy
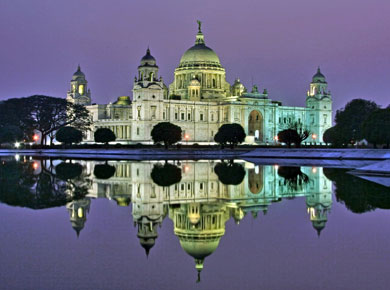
[213,79,216,87]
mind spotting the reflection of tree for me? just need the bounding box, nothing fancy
[93,163,116,179]
[151,163,182,187]
[324,168,390,213]
[277,166,310,191]
[214,161,246,185]
[56,162,83,180]
[0,159,90,209]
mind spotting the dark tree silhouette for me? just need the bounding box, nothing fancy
[214,161,246,185]
[94,163,116,179]
[324,168,390,213]
[362,108,390,148]
[323,126,344,147]
[94,128,116,145]
[151,122,182,149]
[151,163,182,187]
[0,95,91,145]
[214,123,246,148]
[56,162,83,180]
[0,125,24,145]
[277,129,300,148]
[277,166,310,191]
[56,127,83,145]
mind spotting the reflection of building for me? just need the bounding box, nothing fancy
[169,202,230,282]
[79,160,333,275]
[66,198,91,237]
[68,21,332,144]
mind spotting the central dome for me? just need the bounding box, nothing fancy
[179,44,221,67]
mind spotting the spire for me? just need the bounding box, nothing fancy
[146,47,151,55]
[195,258,204,283]
[77,64,81,72]
[195,20,205,45]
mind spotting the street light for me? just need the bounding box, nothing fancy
[312,133,317,146]
[33,134,39,142]
[184,134,189,145]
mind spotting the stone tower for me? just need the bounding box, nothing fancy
[306,67,333,143]
[66,65,91,105]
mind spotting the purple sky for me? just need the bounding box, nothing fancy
[1,0,389,117]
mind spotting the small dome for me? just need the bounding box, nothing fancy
[72,65,85,80]
[233,79,244,88]
[312,67,326,83]
[114,96,131,106]
[140,48,156,66]
[180,238,220,260]
[189,77,201,87]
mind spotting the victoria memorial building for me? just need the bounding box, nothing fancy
[66,22,333,144]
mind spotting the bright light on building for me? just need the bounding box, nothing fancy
[15,154,20,161]
[33,134,39,142]
[312,134,317,140]
[32,162,39,170]
[312,167,318,174]
[14,142,20,148]
[274,135,278,141]
[274,164,279,170]
[184,165,190,172]
[184,134,189,141]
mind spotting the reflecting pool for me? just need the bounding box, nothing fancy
[1,157,390,290]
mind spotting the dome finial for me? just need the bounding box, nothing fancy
[77,64,81,71]
[195,20,205,45]
[197,20,202,32]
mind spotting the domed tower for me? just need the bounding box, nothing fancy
[135,216,162,257]
[169,202,230,282]
[305,67,333,143]
[169,21,231,100]
[66,197,91,237]
[66,65,91,105]
[132,48,167,140]
[232,78,246,97]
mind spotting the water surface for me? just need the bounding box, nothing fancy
[0,157,390,290]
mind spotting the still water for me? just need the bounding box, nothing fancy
[0,156,390,290]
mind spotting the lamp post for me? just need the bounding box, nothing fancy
[312,133,317,146]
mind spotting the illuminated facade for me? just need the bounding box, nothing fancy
[67,22,333,144]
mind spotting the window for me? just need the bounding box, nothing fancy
[181,113,185,120]
[175,112,178,120]
[324,114,328,124]
[181,184,184,191]
[137,127,140,135]
[200,183,204,190]
[279,117,281,123]
[283,118,286,124]
[298,118,301,124]
[151,106,156,119]
[211,114,214,121]
[163,112,166,120]
[200,113,204,121]
[188,113,191,120]
[137,107,141,118]
[213,79,216,87]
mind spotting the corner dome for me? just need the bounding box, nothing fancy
[72,65,85,80]
[312,67,326,83]
[114,96,131,106]
[140,48,156,66]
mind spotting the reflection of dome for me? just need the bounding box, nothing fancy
[72,65,85,80]
[312,220,326,236]
[312,67,326,83]
[180,44,221,67]
[113,196,131,207]
[114,96,131,106]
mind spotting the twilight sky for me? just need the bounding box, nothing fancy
[0,0,389,117]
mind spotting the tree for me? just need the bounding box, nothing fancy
[151,163,182,187]
[214,123,246,148]
[289,122,310,147]
[0,95,92,145]
[55,162,83,180]
[362,108,390,148]
[151,122,182,149]
[323,126,344,147]
[94,128,116,145]
[334,99,379,144]
[277,129,300,148]
[56,127,83,145]
[0,125,24,145]
[214,161,246,185]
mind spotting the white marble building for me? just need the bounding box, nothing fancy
[67,22,332,144]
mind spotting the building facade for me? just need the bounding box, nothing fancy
[67,22,333,144]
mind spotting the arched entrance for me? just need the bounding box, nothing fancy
[248,110,263,142]
[248,167,263,194]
